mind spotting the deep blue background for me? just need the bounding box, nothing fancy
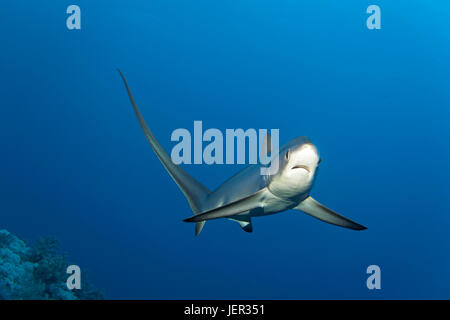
[1,1,449,299]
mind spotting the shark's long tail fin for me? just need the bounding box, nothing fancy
[118,69,209,235]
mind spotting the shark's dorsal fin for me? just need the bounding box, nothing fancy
[119,70,210,234]
[260,133,272,159]
[295,196,367,230]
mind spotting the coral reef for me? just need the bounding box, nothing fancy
[0,229,103,300]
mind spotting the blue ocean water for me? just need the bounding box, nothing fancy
[0,1,449,299]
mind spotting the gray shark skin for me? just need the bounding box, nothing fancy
[119,70,367,235]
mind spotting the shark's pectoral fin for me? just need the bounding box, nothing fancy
[184,189,266,223]
[294,196,367,231]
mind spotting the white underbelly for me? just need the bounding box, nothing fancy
[249,188,299,217]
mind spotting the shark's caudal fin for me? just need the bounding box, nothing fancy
[295,196,367,231]
[118,70,210,235]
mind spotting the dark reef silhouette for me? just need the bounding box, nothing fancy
[0,229,103,300]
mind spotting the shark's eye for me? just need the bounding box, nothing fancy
[285,150,290,160]
[318,158,322,164]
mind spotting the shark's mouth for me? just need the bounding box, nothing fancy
[291,165,310,173]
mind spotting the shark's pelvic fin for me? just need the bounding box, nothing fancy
[294,196,367,231]
[184,189,265,223]
[118,70,210,235]
[239,220,253,233]
[229,216,253,233]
